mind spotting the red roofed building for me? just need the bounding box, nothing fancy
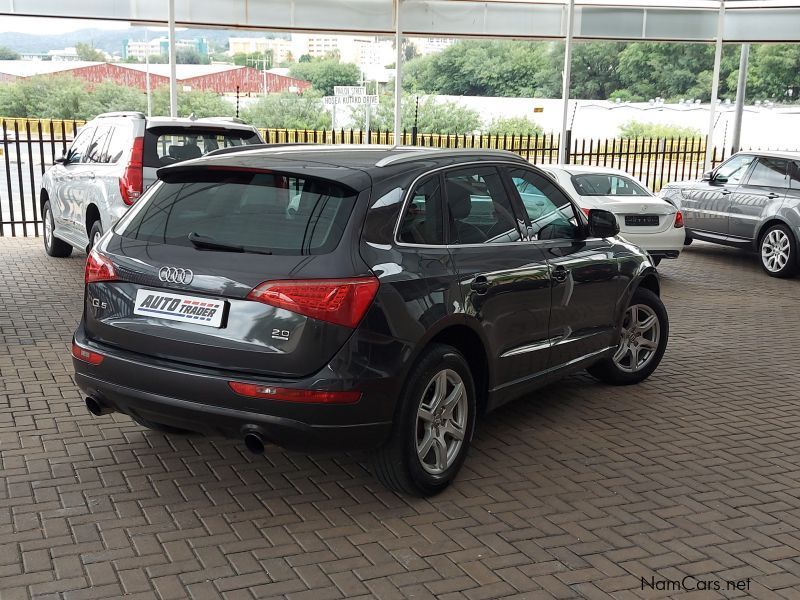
[0,61,311,95]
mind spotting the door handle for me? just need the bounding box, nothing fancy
[552,266,570,282]
[720,189,732,196]
[470,276,490,295]
[767,192,781,199]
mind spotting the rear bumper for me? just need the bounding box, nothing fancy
[72,327,398,451]
[619,227,684,257]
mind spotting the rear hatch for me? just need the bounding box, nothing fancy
[84,163,375,378]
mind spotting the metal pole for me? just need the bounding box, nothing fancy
[393,0,403,146]
[704,0,725,171]
[262,50,268,97]
[731,43,750,154]
[559,0,576,164]
[145,28,152,117]
[168,0,178,118]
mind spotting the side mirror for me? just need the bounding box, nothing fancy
[588,209,620,238]
[702,170,713,181]
[55,151,68,165]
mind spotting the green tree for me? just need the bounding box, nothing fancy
[289,59,360,96]
[745,44,800,101]
[618,120,701,139]
[486,116,543,136]
[82,81,146,117]
[75,42,105,62]
[176,49,211,65]
[232,51,272,68]
[350,95,480,134]
[240,91,331,129]
[402,40,556,97]
[151,87,234,118]
[0,45,20,60]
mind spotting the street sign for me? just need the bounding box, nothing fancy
[334,86,366,96]
[323,95,379,106]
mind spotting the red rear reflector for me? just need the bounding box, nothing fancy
[120,136,144,205]
[247,277,379,328]
[85,249,117,284]
[581,207,591,217]
[228,382,361,404]
[674,211,684,228]
[72,342,104,365]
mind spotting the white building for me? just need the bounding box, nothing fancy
[124,37,207,61]
[228,37,293,63]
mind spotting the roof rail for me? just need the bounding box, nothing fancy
[96,111,146,119]
[374,147,527,168]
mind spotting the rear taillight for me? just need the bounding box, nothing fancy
[228,382,361,404]
[119,136,144,205]
[85,248,117,284]
[674,211,684,229]
[247,277,379,328]
[72,342,104,365]
[581,207,591,217]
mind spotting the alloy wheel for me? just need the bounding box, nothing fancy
[761,229,791,273]
[612,304,661,373]
[415,369,468,475]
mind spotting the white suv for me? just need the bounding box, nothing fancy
[41,112,263,257]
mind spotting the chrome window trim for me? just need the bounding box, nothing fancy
[393,160,566,249]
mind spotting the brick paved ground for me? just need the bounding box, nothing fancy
[2,237,800,600]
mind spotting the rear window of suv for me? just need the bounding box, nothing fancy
[117,170,356,255]
[143,127,261,168]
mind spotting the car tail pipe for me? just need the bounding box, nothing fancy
[243,428,266,455]
[85,396,114,416]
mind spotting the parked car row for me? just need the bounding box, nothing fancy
[41,113,797,495]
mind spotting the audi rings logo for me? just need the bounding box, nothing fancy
[159,266,194,285]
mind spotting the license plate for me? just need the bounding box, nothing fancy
[625,215,660,227]
[133,289,226,327]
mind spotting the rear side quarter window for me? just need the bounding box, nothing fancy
[398,175,445,245]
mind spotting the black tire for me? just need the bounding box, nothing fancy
[587,287,669,385]
[370,344,477,497]
[759,223,798,278]
[684,233,693,246]
[131,415,192,435]
[88,220,103,251]
[42,200,73,258]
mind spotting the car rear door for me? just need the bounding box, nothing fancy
[681,153,755,236]
[729,157,789,241]
[442,164,553,389]
[506,166,628,369]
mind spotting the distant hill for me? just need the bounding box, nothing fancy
[0,27,288,55]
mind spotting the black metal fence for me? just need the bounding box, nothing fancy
[0,117,736,237]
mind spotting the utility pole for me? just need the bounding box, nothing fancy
[167,0,177,117]
[145,28,152,117]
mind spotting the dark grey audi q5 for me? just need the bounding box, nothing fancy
[72,145,668,496]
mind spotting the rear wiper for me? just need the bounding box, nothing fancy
[188,232,272,255]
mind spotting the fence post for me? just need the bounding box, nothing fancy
[411,126,418,146]
[563,129,572,165]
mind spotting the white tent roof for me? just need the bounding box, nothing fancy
[3,0,800,42]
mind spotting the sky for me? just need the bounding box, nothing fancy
[0,16,130,34]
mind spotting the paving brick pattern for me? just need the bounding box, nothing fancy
[2,237,800,600]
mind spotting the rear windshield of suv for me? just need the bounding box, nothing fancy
[117,170,357,255]
[143,127,261,168]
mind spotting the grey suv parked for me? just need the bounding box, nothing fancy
[659,152,800,277]
[72,146,669,496]
[41,112,262,258]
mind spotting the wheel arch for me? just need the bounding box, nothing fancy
[85,203,101,237]
[401,317,492,416]
[39,188,50,216]
[754,217,797,251]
